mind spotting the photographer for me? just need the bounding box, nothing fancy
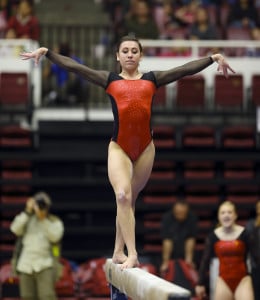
[10,192,64,300]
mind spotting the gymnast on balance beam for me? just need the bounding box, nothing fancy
[21,35,235,269]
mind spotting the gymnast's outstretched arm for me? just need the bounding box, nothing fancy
[21,47,109,88]
[154,53,235,87]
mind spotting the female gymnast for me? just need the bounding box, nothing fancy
[195,201,254,300]
[21,35,235,269]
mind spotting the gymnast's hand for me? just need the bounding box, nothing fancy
[195,285,207,299]
[211,53,235,78]
[20,47,48,66]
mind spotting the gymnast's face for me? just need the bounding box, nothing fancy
[117,41,142,72]
[218,203,237,228]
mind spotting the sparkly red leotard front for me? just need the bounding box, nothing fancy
[198,230,249,293]
[214,238,247,292]
[106,72,157,162]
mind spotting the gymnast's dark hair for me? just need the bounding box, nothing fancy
[116,34,143,53]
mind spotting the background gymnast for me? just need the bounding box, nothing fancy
[195,201,254,300]
[21,35,235,269]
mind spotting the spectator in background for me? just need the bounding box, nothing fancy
[102,0,132,46]
[124,0,159,40]
[102,0,132,24]
[246,200,260,300]
[157,1,186,39]
[174,0,200,28]
[195,201,254,300]
[42,42,88,106]
[227,0,258,29]
[5,0,40,40]
[10,192,64,300]
[251,26,260,40]
[189,6,218,40]
[189,6,219,55]
[0,0,8,38]
[160,199,198,274]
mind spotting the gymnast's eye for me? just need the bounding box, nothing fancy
[121,47,139,55]
[122,48,128,54]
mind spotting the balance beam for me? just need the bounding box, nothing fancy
[104,259,191,300]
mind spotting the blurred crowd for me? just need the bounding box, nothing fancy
[101,0,260,45]
[1,0,260,46]
[1,0,259,105]
[0,0,39,40]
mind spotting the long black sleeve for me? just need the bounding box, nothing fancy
[154,56,214,87]
[46,50,109,88]
[197,232,216,286]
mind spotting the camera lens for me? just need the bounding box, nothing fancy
[36,198,47,210]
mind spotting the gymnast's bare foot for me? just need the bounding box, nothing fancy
[112,252,128,264]
[120,254,139,269]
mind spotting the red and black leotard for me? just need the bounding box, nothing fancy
[198,230,250,293]
[106,72,156,161]
[45,50,214,161]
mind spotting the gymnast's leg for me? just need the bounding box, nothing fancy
[214,277,233,300]
[108,141,135,268]
[234,276,254,300]
[108,141,155,269]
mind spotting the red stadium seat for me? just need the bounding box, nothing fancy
[176,76,205,109]
[226,195,258,205]
[214,74,244,109]
[143,244,162,253]
[1,185,31,194]
[226,185,259,201]
[185,184,219,197]
[221,125,255,148]
[143,220,160,229]
[0,221,14,242]
[2,160,32,169]
[143,212,163,221]
[0,125,32,148]
[251,74,260,106]
[0,72,30,105]
[198,220,213,232]
[151,160,176,180]
[0,72,32,121]
[143,195,177,204]
[223,161,255,179]
[1,196,28,204]
[2,171,32,179]
[183,161,215,179]
[182,125,216,148]
[153,125,176,148]
[186,195,219,207]
[143,184,178,198]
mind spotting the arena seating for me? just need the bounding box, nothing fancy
[175,76,205,109]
